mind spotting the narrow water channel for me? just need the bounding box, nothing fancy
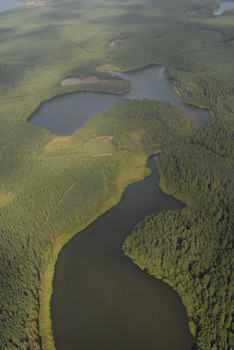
[51,156,194,350]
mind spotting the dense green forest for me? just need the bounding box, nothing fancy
[124,110,234,349]
[0,0,233,349]
[0,97,196,349]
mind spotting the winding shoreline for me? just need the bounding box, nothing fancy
[38,64,210,349]
[39,151,151,349]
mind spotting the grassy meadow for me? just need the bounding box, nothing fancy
[0,0,233,349]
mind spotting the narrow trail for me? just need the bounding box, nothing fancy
[14,183,76,263]
[28,84,36,94]
[84,135,113,145]
[42,182,76,226]
[92,153,113,157]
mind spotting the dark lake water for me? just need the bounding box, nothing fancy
[30,65,210,135]
[0,0,22,13]
[51,156,194,350]
[214,1,234,15]
[46,64,210,349]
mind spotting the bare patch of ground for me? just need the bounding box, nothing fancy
[92,153,113,157]
[25,0,50,7]
[28,84,36,94]
[42,183,76,226]
[84,135,113,145]
[0,192,15,207]
[61,76,100,86]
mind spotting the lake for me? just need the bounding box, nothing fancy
[37,64,210,349]
[51,156,194,350]
[0,0,22,13]
[29,65,211,135]
[214,1,234,15]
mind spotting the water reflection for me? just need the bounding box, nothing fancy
[214,1,234,15]
[0,0,22,13]
[30,65,210,135]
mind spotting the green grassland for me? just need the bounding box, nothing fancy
[0,0,233,349]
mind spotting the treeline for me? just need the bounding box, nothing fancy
[123,112,234,349]
[97,99,197,152]
[192,108,234,159]
[166,68,234,109]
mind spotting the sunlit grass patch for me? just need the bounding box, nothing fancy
[42,136,73,153]
[0,191,15,207]
[83,136,115,155]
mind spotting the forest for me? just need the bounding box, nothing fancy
[0,0,233,349]
[124,111,234,349]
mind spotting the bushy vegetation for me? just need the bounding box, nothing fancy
[0,0,233,349]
